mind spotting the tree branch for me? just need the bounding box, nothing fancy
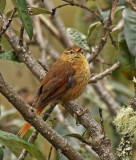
[43,0,73,47]
[89,0,119,62]
[54,105,100,159]
[0,6,117,160]
[92,81,120,116]
[0,73,85,160]
[51,3,70,16]
[64,102,115,160]
[0,8,17,38]
[0,72,115,159]
[33,16,48,64]
[19,25,24,47]
[0,14,46,81]
[18,104,56,160]
[39,14,61,40]
[62,0,100,18]
[126,0,136,10]
[89,62,120,83]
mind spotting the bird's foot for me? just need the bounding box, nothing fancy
[74,108,89,125]
[76,108,89,116]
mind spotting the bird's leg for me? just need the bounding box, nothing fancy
[74,108,89,125]
[76,108,89,116]
[63,102,89,125]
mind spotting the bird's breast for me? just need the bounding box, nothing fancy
[60,60,91,102]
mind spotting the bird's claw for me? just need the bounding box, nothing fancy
[74,109,89,125]
[76,108,89,116]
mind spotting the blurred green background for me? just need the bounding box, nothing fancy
[0,0,136,160]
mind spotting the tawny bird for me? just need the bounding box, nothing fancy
[18,45,91,138]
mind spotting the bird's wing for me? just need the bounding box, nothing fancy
[18,61,76,138]
[33,59,76,108]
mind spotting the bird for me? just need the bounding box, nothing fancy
[18,45,91,138]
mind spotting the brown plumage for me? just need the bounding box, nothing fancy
[18,45,91,138]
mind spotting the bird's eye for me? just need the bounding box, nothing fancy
[70,50,74,54]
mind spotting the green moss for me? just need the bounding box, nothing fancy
[114,106,136,137]
[117,135,133,160]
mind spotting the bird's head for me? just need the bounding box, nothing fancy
[60,46,85,64]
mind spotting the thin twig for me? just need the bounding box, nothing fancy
[18,131,39,160]
[43,0,73,47]
[47,146,53,160]
[64,102,115,160]
[54,106,99,159]
[99,108,105,136]
[89,62,120,83]
[126,0,136,10]
[27,1,60,61]
[93,0,102,14]
[39,14,61,40]
[37,60,49,72]
[95,57,113,66]
[45,42,60,60]
[0,37,4,53]
[62,0,100,19]
[89,0,119,62]
[134,79,136,95]
[0,71,116,159]
[1,14,46,81]
[18,104,56,160]
[19,25,24,46]
[109,34,118,49]
[51,4,70,16]
[130,78,136,111]
[0,7,17,38]
[0,73,85,160]
[112,19,124,31]
[0,3,118,159]
[33,15,48,64]
[62,0,118,49]
[92,81,120,116]
[46,115,56,160]
[94,0,118,49]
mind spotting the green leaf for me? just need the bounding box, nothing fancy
[112,81,134,98]
[7,7,51,17]
[87,22,101,39]
[87,21,103,48]
[0,0,6,13]
[123,8,136,56]
[0,130,45,160]
[1,35,13,52]
[82,131,92,144]
[0,146,4,160]
[101,6,125,21]
[118,32,136,80]
[28,7,51,16]
[0,51,19,62]
[14,0,33,40]
[64,133,91,144]
[67,28,90,51]
[64,133,84,141]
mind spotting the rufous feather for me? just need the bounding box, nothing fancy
[18,46,91,138]
[18,106,45,138]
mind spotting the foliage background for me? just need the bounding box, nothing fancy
[0,0,136,159]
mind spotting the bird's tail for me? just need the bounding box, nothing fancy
[17,106,45,138]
